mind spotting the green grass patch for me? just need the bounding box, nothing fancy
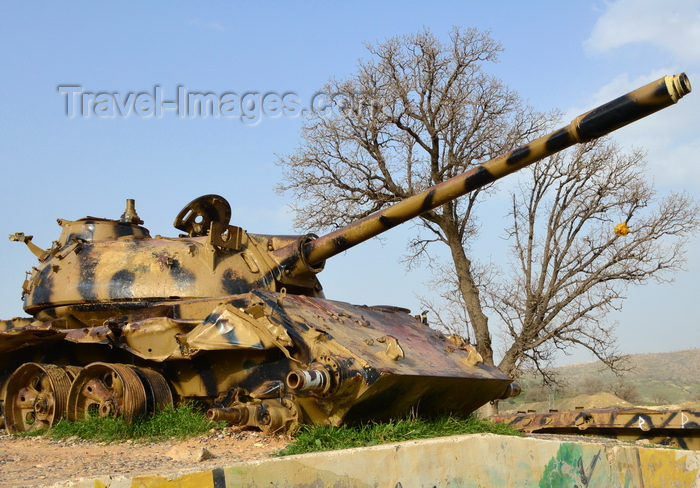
[278,414,521,456]
[36,403,225,443]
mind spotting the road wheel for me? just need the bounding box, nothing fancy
[131,367,173,413]
[4,363,81,434]
[67,363,148,422]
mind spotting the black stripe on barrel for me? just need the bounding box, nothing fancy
[419,189,436,213]
[378,214,400,230]
[545,127,576,153]
[506,146,531,167]
[464,166,498,192]
[332,235,351,253]
[578,92,663,141]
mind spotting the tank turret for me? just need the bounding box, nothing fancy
[0,74,691,435]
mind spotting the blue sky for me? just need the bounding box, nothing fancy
[1,1,698,366]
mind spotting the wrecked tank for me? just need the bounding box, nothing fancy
[0,74,691,435]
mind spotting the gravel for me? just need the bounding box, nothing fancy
[0,427,289,487]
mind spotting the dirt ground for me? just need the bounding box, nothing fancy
[0,427,290,488]
[3,395,699,487]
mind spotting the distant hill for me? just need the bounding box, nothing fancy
[500,348,700,412]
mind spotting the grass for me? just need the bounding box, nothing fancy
[16,406,521,452]
[278,413,522,456]
[24,403,226,443]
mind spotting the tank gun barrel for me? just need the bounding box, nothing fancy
[274,73,691,277]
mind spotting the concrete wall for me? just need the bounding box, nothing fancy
[64,434,700,488]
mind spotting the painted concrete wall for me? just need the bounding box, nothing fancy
[62,433,699,488]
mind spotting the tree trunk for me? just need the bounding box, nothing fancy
[441,222,494,366]
[498,349,519,379]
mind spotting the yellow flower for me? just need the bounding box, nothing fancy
[614,222,630,237]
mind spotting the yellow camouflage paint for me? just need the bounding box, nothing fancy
[0,74,691,435]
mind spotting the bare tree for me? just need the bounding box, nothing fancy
[608,377,642,404]
[277,28,551,367]
[276,27,699,385]
[487,139,699,380]
[423,138,698,383]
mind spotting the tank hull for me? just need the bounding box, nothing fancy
[2,74,691,433]
[1,290,512,433]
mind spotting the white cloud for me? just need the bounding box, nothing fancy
[583,2,700,188]
[585,0,700,64]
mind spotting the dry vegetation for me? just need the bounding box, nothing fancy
[501,348,700,412]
